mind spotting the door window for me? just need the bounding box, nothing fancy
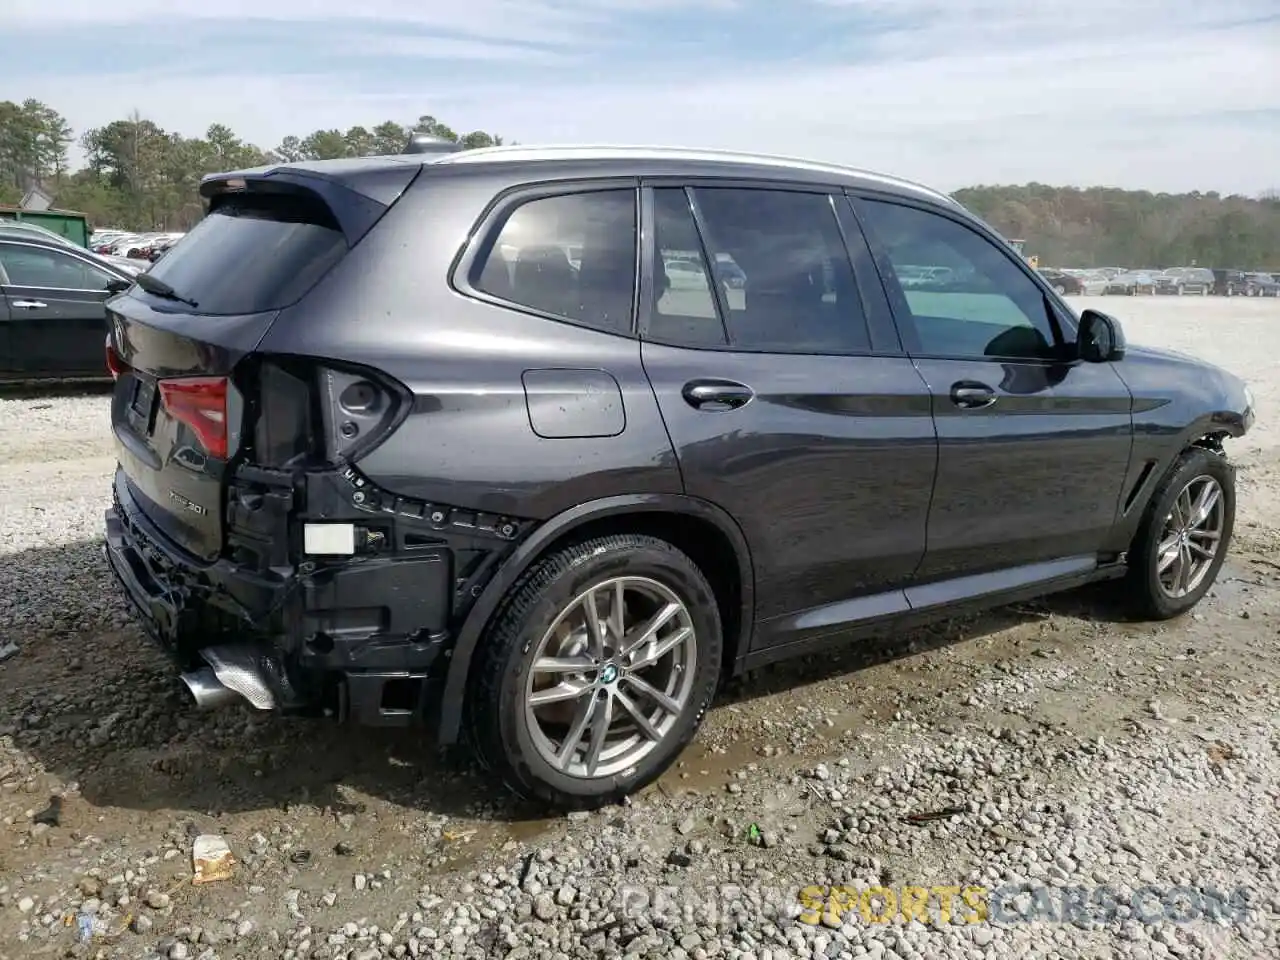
[0,244,114,291]
[691,187,872,354]
[473,188,637,335]
[858,200,1061,360]
[649,187,727,347]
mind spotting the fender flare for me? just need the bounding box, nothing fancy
[1125,410,1251,532]
[435,492,755,744]
[1179,408,1252,446]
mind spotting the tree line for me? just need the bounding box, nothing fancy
[954,183,1280,270]
[0,98,505,232]
[2,98,1278,269]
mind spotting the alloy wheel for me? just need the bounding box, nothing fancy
[523,576,697,779]
[1156,475,1226,599]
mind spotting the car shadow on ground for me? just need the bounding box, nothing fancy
[0,538,1139,826]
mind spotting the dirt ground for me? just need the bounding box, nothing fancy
[0,294,1277,959]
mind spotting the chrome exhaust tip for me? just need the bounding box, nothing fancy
[180,667,244,711]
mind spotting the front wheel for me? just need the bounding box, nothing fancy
[1124,447,1235,620]
[466,534,722,809]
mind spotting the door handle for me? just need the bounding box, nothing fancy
[11,300,47,309]
[681,379,754,411]
[950,381,996,409]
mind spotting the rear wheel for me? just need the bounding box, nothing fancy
[1124,447,1234,620]
[1053,283,1067,295]
[466,534,722,809]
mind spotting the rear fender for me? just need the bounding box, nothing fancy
[435,493,754,744]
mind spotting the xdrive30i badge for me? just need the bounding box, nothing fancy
[168,490,207,517]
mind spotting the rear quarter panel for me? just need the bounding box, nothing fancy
[256,169,682,520]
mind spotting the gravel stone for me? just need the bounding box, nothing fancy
[1,302,1279,960]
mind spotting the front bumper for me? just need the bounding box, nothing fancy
[104,467,460,726]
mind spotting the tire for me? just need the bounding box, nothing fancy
[466,533,723,809]
[1176,285,1184,296]
[1124,447,1235,620]
[1054,284,1066,295]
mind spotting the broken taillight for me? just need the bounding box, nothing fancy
[159,376,229,459]
[105,336,129,380]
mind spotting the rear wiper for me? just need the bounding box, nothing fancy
[134,272,199,308]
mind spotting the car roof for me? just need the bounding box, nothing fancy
[0,232,134,275]
[225,144,960,210]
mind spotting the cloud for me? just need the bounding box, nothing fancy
[3,0,1277,193]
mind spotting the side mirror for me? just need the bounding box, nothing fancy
[105,278,132,294]
[1077,309,1126,362]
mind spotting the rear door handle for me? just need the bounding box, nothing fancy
[950,381,996,409]
[11,300,47,309]
[682,379,754,411]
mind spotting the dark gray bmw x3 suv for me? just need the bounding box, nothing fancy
[103,144,1255,808]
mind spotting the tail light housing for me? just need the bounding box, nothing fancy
[159,376,229,459]
[105,336,129,380]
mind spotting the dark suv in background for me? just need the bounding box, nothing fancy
[104,145,1254,808]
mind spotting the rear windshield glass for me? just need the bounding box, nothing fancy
[139,192,347,315]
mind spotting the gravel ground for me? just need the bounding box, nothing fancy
[1,296,1278,960]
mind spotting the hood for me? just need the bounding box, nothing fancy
[1123,342,1203,365]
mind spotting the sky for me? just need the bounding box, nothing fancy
[3,1,1278,194]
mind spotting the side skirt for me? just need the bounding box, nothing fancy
[736,555,1127,674]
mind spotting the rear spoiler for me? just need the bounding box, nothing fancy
[199,163,424,247]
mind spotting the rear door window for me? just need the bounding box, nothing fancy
[139,192,348,316]
[649,187,727,347]
[473,188,638,335]
[689,187,873,354]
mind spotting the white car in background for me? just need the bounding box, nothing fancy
[1075,270,1111,295]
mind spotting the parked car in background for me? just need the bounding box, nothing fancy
[102,144,1253,809]
[1104,270,1156,295]
[1,233,136,381]
[1076,270,1112,295]
[1,222,144,275]
[1037,268,1084,295]
[147,235,184,262]
[1212,269,1249,296]
[1244,272,1280,297]
[1,219,83,249]
[1155,267,1214,295]
[92,231,137,255]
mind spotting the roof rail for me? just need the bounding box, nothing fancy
[432,143,956,204]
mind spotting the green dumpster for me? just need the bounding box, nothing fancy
[0,206,91,247]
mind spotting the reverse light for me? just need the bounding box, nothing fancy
[105,336,129,380]
[159,376,229,459]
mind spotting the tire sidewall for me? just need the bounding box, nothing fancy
[1133,450,1235,618]
[495,540,722,804]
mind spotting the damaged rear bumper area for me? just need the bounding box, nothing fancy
[103,464,531,727]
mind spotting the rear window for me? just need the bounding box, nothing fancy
[140,193,347,315]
